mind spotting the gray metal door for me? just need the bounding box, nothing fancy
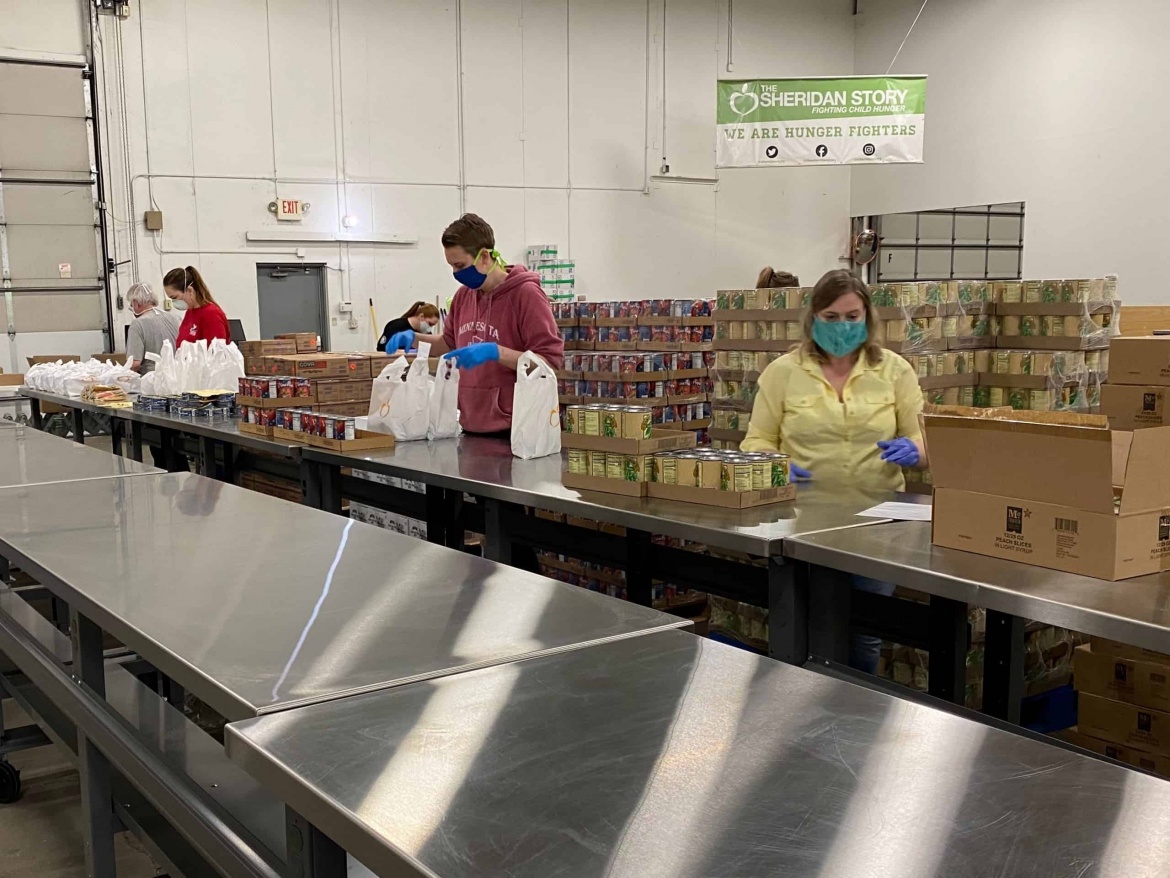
[256,264,328,347]
[0,59,107,370]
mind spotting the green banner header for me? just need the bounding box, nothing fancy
[717,76,927,124]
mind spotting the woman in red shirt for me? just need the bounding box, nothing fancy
[163,265,230,346]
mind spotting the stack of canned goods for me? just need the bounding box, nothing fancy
[241,406,278,427]
[238,376,314,399]
[566,449,654,482]
[134,395,173,413]
[564,404,652,439]
[653,449,790,492]
[173,391,234,421]
[274,407,356,441]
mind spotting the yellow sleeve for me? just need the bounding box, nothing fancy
[893,357,925,441]
[740,361,788,452]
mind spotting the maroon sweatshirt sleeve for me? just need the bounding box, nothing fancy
[515,281,564,369]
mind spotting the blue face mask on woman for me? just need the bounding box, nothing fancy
[453,248,500,290]
[812,317,867,357]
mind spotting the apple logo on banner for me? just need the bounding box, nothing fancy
[729,85,759,117]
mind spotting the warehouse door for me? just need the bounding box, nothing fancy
[257,265,328,349]
[0,60,107,370]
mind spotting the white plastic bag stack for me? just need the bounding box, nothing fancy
[26,358,141,398]
[137,338,244,395]
[511,352,561,459]
[427,356,461,440]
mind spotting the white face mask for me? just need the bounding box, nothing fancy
[170,298,188,311]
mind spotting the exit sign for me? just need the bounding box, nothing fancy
[276,199,303,221]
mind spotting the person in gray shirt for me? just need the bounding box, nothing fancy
[126,282,181,373]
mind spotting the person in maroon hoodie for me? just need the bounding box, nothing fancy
[440,214,564,434]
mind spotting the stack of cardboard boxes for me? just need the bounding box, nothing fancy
[1100,336,1170,430]
[1061,638,1170,779]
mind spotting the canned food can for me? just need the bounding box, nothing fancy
[291,410,303,432]
[655,454,677,485]
[622,407,652,440]
[568,449,588,475]
[605,452,624,480]
[721,461,754,492]
[589,451,608,478]
[769,454,790,487]
[601,407,620,438]
[582,407,601,436]
[295,378,313,397]
[564,405,579,434]
[751,460,770,491]
[276,377,296,398]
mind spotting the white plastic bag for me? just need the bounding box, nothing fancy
[427,356,461,440]
[368,356,409,434]
[386,342,432,441]
[511,352,561,460]
[207,338,245,391]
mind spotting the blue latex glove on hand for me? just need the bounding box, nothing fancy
[877,437,920,467]
[385,329,415,352]
[443,342,500,370]
[790,463,813,481]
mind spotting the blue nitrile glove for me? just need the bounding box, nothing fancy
[385,329,414,352]
[790,463,813,481]
[877,437,920,467]
[443,342,499,369]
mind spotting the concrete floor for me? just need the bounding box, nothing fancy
[0,701,164,878]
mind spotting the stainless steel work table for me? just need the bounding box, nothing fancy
[227,627,1167,878]
[0,471,687,722]
[0,422,159,489]
[785,520,1170,722]
[20,388,305,477]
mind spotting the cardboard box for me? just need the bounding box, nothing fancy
[92,352,129,366]
[273,426,394,453]
[1109,337,1170,386]
[0,374,25,387]
[274,332,318,353]
[1089,637,1170,668]
[317,401,368,417]
[27,355,80,366]
[1078,691,1170,757]
[1074,644,1170,712]
[561,428,696,455]
[647,480,796,509]
[236,395,314,410]
[314,378,372,404]
[239,339,298,356]
[562,471,648,498]
[1101,384,1168,430]
[925,410,1170,580]
[1053,726,1170,777]
[238,422,277,439]
[267,355,357,379]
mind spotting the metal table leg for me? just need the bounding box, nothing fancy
[926,596,968,705]
[129,420,143,462]
[197,436,217,479]
[69,609,117,877]
[109,419,123,457]
[805,562,851,666]
[983,609,1025,723]
[768,559,809,665]
[71,406,85,444]
[424,485,450,547]
[29,398,42,430]
[625,529,653,607]
[482,498,513,564]
[301,460,342,515]
[286,807,346,878]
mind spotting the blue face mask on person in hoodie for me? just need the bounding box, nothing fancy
[453,248,505,289]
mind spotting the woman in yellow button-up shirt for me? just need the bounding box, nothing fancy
[741,269,925,491]
[742,269,924,674]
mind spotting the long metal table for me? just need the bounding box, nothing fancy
[20,388,304,486]
[786,521,1170,722]
[0,471,687,722]
[227,627,1170,878]
[0,422,159,489]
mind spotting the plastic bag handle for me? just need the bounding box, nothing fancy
[517,351,554,380]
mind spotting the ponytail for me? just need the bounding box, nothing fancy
[401,301,426,319]
[163,265,217,307]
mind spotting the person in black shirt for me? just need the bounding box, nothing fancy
[378,302,442,352]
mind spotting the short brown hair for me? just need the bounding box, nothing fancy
[163,265,217,308]
[756,267,800,289]
[441,214,495,255]
[800,269,883,366]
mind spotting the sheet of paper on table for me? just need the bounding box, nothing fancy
[856,501,933,521]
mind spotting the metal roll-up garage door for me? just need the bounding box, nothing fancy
[0,59,107,371]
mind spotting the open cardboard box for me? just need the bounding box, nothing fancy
[562,471,647,498]
[924,407,1170,580]
[561,428,696,455]
[273,426,395,452]
[647,481,796,509]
